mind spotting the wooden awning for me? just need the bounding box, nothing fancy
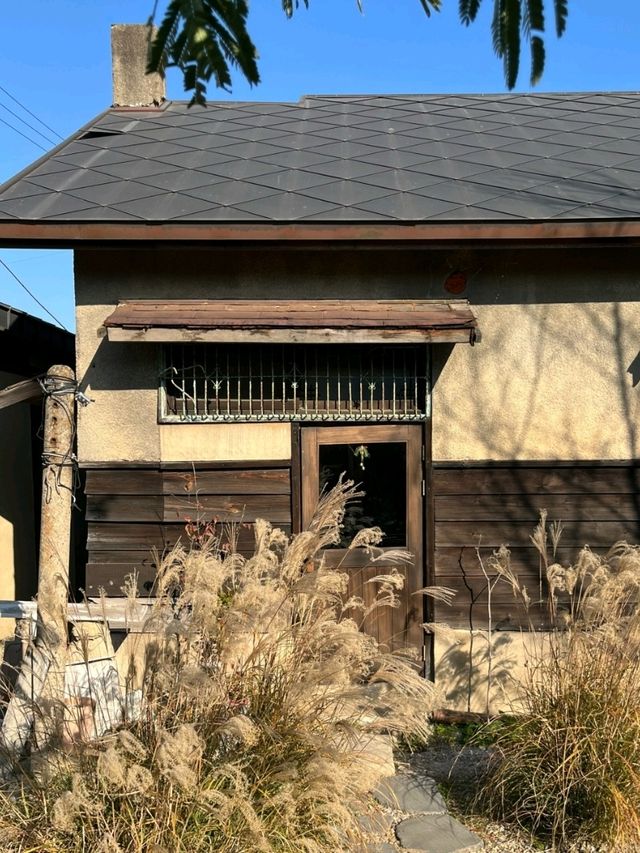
[104,299,479,345]
[0,377,41,411]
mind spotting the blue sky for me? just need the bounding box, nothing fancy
[1,0,639,331]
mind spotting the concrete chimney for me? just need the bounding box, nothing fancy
[111,24,166,108]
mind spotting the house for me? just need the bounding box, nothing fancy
[0,25,638,708]
[0,303,75,632]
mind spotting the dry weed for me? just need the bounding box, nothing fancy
[0,480,439,852]
[482,522,640,849]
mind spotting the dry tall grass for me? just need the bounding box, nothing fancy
[483,518,640,849]
[0,481,439,852]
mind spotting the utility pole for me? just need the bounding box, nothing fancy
[36,365,76,661]
[34,365,76,745]
[0,365,76,759]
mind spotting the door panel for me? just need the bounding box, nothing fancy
[301,424,424,652]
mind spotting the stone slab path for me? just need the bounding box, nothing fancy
[361,771,484,853]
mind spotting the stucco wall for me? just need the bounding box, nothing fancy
[434,630,547,715]
[75,245,640,464]
[75,302,160,462]
[0,371,37,636]
[159,423,291,461]
[432,301,640,461]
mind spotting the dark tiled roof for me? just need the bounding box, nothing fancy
[1,92,640,224]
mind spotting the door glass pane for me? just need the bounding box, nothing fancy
[319,442,406,548]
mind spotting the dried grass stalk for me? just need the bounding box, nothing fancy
[0,480,440,852]
[482,536,640,849]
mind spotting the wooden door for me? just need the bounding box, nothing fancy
[301,424,424,652]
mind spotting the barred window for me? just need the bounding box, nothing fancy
[160,343,429,422]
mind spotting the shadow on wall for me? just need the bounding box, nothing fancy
[431,300,640,536]
[627,350,640,388]
[435,631,535,715]
[76,338,158,394]
[433,301,640,462]
[430,296,640,713]
[74,244,640,308]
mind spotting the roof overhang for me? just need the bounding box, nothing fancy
[104,299,479,345]
[2,219,640,248]
[0,377,42,411]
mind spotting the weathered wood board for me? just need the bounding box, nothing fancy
[432,462,640,630]
[84,463,293,596]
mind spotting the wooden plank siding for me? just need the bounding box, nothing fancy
[432,463,640,630]
[83,465,292,595]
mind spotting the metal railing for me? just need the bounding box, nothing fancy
[160,343,429,422]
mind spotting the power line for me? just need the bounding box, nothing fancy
[0,99,58,147]
[0,114,47,151]
[0,84,63,141]
[0,256,69,332]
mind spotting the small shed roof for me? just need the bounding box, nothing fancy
[104,299,479,345]
[1,92,640,243]
[0,302,74,376]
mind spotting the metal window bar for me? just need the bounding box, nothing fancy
[225,351,231,420]
[359,349,363,421]
[160,344,428,422]
[192,357,196,417]
[391,348,396,419]
[259,349,264,417]
[369,350,376,417]
[303,348,308,415]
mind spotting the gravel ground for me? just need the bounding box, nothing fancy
[402,744,609,853]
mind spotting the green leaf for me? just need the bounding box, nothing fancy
[281,0,310,19]
[417,0,443,15]
[149,0,567,104]
[148,0,183,75]
[523,0,544,35]
[530,34,545,85]
[459,0,482,26]
[554,0,568,36]
[149,0,259,105]
[503,0,521,89]
[491,0,506,57]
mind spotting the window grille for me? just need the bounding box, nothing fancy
[160,344,429,423]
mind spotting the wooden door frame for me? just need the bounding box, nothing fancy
[299,423,425,651]
[422,417,435,679]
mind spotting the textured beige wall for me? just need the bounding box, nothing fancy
[75,245,640,464]
[0,514,16,640]
[0,371,37,635]
[430,246,640,461]
[75,297,292,463]
[159,423,290,461]
[75,245,421,463]
[434,630,548,715]
[75,300,160,462]
[432,301,640,461]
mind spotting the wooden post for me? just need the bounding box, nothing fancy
[34,365,76,745]
[36,365,75,656]
[0,366,76,760]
